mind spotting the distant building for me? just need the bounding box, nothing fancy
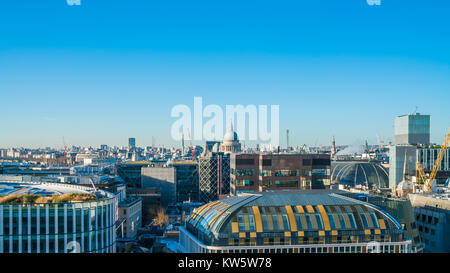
[394,113,430,145]
[389,113,431,188]
[205,141,221,153]
[417,146,450,186]
[389,145,417,188]
[117,161,150,187]
[219,123,241,154]
[230,153,331,195]
[179,191,414,253]
[128,138,136,149]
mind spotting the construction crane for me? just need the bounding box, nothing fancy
[186,128,196,161]
[415,129,450,193]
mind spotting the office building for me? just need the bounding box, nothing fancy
[417,146,450,186]
[230,153,331,195]
[118,197,142,240]
[128,138,136,149]
[389,113,431,188]
[0,180,118,253]
[394,113,430,145]
[199,152,230,203]
[409,193,450,252]
[141,161,199,206]
[117,161,150,187]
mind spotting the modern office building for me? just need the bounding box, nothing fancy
[117,161,150,187]
[0,180,119,253]
[230,153,331,195]
[409,193,450,252]
[179,191,413,253]
[389,113,431,188]
[128,138,136,149]
[141,161,199,206]
[173,161,199,203]
[394,113,430,145]
[417,146,450,186]
[198,152,230,203]
[389,146,418,188]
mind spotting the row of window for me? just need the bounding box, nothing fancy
[206,244,409,253]
[0,228,115,253]
[232,205,383,233]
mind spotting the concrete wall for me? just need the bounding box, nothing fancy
[141,167,176,206]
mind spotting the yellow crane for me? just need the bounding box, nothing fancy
[415,129,450,193]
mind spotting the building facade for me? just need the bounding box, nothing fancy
[394,113,430,146]
[230,153,331,195]
[199,153,230,203]
[417,147,450,186]
[173,162,200,203]
[409,193,450,252]
[118,197,142,239]
[0,181,118,253]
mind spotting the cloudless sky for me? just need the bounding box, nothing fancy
[0,0,449,149]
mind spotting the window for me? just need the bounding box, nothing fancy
[311,169,330,175]
[236,159,255,165]
[328,213,336,229]
[262,159,272,166]
[312,158,331,165]
[315,214,323,230]
[261,170,272,177]
[305,214,313,230]
[274,170,299,177]
[359,213,369,228]
[235,169,255,177]
[274,180,298,188]
[248,215,256,232]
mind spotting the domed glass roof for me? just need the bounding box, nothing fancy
[186,191,403,247]
[331,161,389,188]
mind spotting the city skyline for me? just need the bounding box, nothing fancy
[1,1,449,148]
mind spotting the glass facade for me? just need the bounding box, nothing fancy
[0,183,118,253]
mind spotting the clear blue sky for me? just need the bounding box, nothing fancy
[0,0,449,149]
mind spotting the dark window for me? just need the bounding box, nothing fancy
[302,159,312,166]
[312,158,331,166]
[236,159,255,165]
[262,159,272,166]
